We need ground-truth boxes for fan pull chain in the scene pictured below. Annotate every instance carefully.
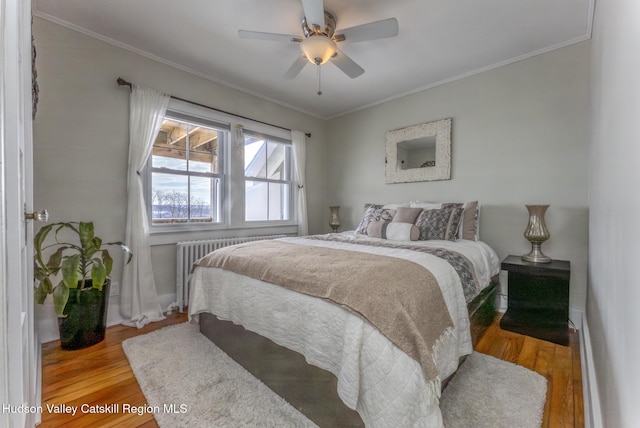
[317,65,322,96]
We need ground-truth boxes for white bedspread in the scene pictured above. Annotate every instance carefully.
[188,234,500,427]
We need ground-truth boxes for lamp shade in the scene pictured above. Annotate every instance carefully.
[301,35,336,65]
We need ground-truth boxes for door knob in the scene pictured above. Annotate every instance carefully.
[25,209,49,222]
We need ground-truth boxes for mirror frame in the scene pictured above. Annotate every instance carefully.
[385,118,452,184]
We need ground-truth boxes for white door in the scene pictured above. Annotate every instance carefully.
[1,0,40,426]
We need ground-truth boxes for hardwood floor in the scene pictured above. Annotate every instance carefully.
[40,312,189,428]
[40,313,583,427]
[476,316,584,428]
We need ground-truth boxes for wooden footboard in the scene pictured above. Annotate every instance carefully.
[199,279,498,427]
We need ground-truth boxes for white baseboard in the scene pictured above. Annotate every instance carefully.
[570,308,583,330]
[158,292,179,313]
[580,317,603,428]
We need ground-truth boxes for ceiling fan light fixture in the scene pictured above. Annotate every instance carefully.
[300,35,336,65]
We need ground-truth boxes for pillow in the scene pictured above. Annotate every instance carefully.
[414,206,464,241]
[458,201,480,241]
[409,201,443,210]
[411,200,480,241]
[391,207,423,224]
[355,205,396,235]
[381,202,411,209]
[367,221,419,241]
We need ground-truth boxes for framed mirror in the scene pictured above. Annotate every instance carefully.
[385,118,452,184]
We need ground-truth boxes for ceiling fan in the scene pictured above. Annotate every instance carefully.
[238,0,398,93]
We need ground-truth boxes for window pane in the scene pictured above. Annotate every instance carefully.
[244,137,266,179]
[189,176,213,222]
[245,181,290,221]
[153,119,221,174]
[151,173,189,223]
[266,142,288,180]
[245,180,268,221]
[153,119,188,171]
[269,182,290,220]
[189,127,218,174]
[151,174,220,224]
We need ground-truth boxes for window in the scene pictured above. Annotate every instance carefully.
[244,132,292,222]
[145,102,298,238]
[149,114,227,225]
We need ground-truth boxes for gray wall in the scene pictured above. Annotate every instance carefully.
[588,0,640,426]
[326,41,591,318]
[32,18,326,338]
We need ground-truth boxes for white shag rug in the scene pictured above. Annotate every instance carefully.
[440,351,547,428]
[123,323,546,428]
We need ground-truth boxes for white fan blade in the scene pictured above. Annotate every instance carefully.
[331,48,364,78]
[301,0,325,29]
[239,30,302,43]
[335,18,398,44]
[284,55,308,79]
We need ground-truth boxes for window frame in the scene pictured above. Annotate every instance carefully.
[144,99,300,244]
[242,130,294,224]
[145,109,229,231]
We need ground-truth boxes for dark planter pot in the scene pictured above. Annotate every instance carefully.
[57,279,110,350]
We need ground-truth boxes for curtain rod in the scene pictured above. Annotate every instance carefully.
[116,77,311,138]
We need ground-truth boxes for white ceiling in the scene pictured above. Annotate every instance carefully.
[33,0,593,119]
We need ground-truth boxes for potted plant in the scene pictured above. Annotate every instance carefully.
[34,221,132,350]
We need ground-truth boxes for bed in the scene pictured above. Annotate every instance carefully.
[188,202,501,427]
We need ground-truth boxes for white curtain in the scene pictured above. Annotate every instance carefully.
[121,85,170,328]
[291,130,308,236]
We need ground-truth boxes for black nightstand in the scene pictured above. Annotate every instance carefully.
[499,255,570,346]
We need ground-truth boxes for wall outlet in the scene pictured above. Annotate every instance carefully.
[110,281,120,297]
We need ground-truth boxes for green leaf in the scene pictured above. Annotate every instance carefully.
[91,260,107,291]
[79,222,95,251]
[34,282,48,304]
[105,241,133,266]
[84,236,102,260]
[34,224,54,269]
[101,250,113,277]
[61,255,80,289]
[34,265,46,281]
[42,277,53,294]
[53,222,79,242]
[46,247,65,269]
[53,282,70,318]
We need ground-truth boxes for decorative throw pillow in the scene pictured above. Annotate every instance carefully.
[415,206,464,241]
[440,203,465,240]
[391,207,423,224]
[355,205,396,235]
[367,221,419,241]
[411,200,480,240]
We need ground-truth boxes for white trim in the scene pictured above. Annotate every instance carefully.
[0,0,9,410]
[570,308,583,330]
[580,317,603,428]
